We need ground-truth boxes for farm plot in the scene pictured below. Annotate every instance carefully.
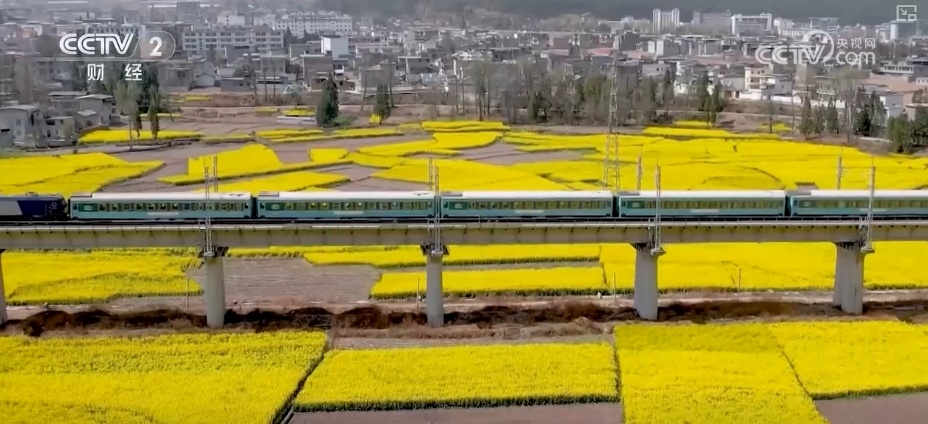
[158,144,346,185]
[615,323,827,424]
[0,332,327,424]
[2,249,198,304]
[0,153,162,196]
[770,321,928,398]
[295,343,617,411]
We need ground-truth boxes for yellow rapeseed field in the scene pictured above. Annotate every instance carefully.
[373,158,568,190]
[642,126,780,139]
[264,128,401,143]
[158,144,345,185]
[601,242,928,292]
[0,153,162,196]
[503,132,928,190]
[770,321,928,398]
[3,249,198,304]
[188,171,344,193]
[295,343,617,411]
[359,131,499,156]
[305,244,601,268]
[0,332,327,424]
[371,266,605,298]
[615,323,827,424]
[78,129,202,144]
[420,120,510,132]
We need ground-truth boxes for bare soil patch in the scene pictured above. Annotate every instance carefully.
[816,392,928,424]
[187,258,378,304]
[7,298,928,338]
[291,403,623,424]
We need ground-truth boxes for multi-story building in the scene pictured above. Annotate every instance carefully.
[731,13,773,36]
[274,12,352,37]
[181,26,284,54]
[692,10,732,33]
[652,8,680,34]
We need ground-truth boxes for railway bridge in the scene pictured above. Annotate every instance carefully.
[1,219,928,327]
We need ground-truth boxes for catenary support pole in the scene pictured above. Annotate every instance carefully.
[833,242,868,315]
[203,253,227,328]
[632,243,661,321]
[425,249,445,327]
[0,249,6,326]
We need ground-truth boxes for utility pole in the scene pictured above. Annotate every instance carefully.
[862,158,876,253]
[603,57,620,192]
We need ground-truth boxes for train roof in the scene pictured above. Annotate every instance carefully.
[797,190,928,198]
[70,192,252,200]
[257,191,435,200]
[444,191,614,199]
[620,190,787,198]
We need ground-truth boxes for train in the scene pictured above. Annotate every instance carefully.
[2,189,928,222]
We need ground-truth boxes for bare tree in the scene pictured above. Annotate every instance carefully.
[114,81,140,145]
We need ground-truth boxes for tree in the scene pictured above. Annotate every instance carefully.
[114,81,140,143]
[661,67,675,107]
[148,86,161,143]
[887,114,912,153]
[812,103,826,136]
[703,81,724,127]
[799,95,814,138]
[695,72,710,112]
[316,74,339,127]
[825,99,840,134]
[373,83,392,124]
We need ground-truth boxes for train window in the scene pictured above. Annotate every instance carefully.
[720,202,731,208]
[169,203,178,211]
[475,202,484,209]
[377,202,388,210]
[294,202,304,211]
[281,202,291,211]
[489,202,498,209]
[542,201,553,209]
[217,203,226,211]
[581,201,591,209]
[556,201,566,209]
[389,202,398,209]
[425,201,433,209]
[144,203,153,211]
[334,202,344,211]
[513,201,523,209]
[502,201,512,209]
[180,203,189,211]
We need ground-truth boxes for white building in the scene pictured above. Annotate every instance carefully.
[321,36,349,59]
[274,12,352,37]
[652,8,680,34]
[181,26,285,54]
[890,20,919,41]
[731,13,773,36]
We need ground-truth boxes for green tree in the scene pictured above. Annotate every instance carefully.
[316,75,339,127]
[661,67,675,106]
[695,72,710,112]
[703,81,724,127]
[825,99,840,134]
[373,83,392,124]
[799,95,814,138]
[812,104,825,136]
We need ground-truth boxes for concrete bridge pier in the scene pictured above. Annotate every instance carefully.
[421,243,449,327]
[833,242,871,315]
[200,247,229,328]
[0,249,6,326]
[632,243,664,321]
